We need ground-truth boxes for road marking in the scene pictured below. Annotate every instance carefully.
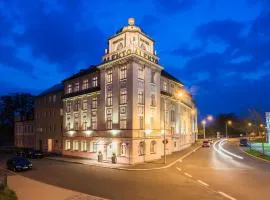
[197,180,209,187]
[213,140,233,159]
[219,139,244,160]
[218,191,237,200]
[176,167,182,172]
[184,172,192,178]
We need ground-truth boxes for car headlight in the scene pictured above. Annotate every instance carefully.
[16,166,22,168]
[29,163,32,167]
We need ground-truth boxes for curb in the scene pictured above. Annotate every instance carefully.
[46,145,201,171]
[238,147,270,164]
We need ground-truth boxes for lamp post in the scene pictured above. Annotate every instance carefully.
[225,120,232,138]
[202,120,206,139]
[163,100,166,164]
[248,122,252,150]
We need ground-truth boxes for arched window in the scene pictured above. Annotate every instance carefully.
[138,141,145,156]
[116,43,123,51]
[150,140,156,154]
[121,143,127,156]
[140,43,146,50]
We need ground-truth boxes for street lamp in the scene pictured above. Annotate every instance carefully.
[207,115,213,122]
[201,120,206,139]
[225,120,232,138]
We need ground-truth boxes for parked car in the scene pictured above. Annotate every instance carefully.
[208,139,214,144]
[239,138,248,147]
[25,149,44,159]
[202,140,211,147]
[6,157,32,172]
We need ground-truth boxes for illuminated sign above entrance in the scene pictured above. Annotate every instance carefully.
[103,48,159,64]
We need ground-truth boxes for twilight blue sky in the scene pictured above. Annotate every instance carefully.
[0,0,270,116]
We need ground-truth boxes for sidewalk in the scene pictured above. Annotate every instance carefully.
[8,175,109,200]
[46,142,201,170]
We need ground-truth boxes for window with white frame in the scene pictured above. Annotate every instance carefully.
[74,82,80,92]
[65,140,71,150]
[81,140,87,151]
[107,116,112,129]
[67,84,72,94]
[82,99,87,110]
[74,100,80,111]
[92,76,98,87]
[91,142,97,152]
[83,114,87,130]
[138,91,144,104]
[120,65,127,80]
[138,65,144,79]
[163,81,167,91]
[120,89,127,104]
[92,97,97,109]
[138,141,145,155]
[120,118,127,129]
[91,110,97,130]
[107,92,112,106]
[121,143,127,156]
[66,116,71,130]
[82,79,89,90]
[73,140,79,151]
[150,140,156,154]
[74,121,79,130]
[106,68,113,83]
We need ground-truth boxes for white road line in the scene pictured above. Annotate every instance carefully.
[219,139,244,160]
[176,167,182,172]
[197,180,209,187]
[218,191,237,200]
[213,140,233,159]
[184,172,192,178]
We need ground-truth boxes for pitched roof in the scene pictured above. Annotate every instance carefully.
[38,83,64,96]
[62,65,99,82]
[161,70,184,85]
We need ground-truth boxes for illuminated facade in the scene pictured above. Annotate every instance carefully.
[62,18,198,164]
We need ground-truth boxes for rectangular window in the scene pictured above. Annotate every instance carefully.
[65,140,71,150]
[107,116,112,129]
[74,82,80,92]
[53,95,56,102]
[120,119,127,129]
[139,116,144,129]
[120,89,127,104]
[92,142,97,152]
[151,71,155,83]
[106,68,113,83]
[171,110,175,122]
[138,66,144,79]
[66,102,71,112]
[138,91,144,104]
[151,94,156,107]
[171,127,175,135]
[81,140,87,151]
[82,79,89,90]
[83,120,88,130]
[107,92,112,106]
[92,76,98,87]
[91,111,97,130]
[120,65,127,80]
[74,121,79,130]
[92,97,97,109]
[163,81,167,91]
[82,99,87,110]
[73,140,79,151]
[67,84,72,94]
[74,100,80,111]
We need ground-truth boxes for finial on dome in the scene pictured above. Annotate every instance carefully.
[128,18,135,26]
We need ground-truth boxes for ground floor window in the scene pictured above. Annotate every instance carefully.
[65,140,71,150]
[81,140,87,151]
[150,140,157,154]
[138,141,145,156]
[73,140,79,151]
[121,143,127,156]
[90,142,97,152]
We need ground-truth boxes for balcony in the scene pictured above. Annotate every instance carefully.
[63,86,100,99]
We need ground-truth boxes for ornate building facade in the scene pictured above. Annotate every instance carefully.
[62,18,198,164]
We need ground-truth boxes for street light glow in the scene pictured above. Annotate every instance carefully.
[227,120,232,125]
[207,115,213,121]
[201,120,206,125]
[248,122,252,127]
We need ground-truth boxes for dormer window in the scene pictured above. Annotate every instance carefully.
[116,43,123,51]
[67,84,72,94]
[82,79,88,90]
[141,43,146,50]
[74,82,79,92]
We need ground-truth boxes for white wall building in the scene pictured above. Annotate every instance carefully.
[62,18,198,164]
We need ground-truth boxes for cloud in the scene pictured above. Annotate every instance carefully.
[171,45,202,57]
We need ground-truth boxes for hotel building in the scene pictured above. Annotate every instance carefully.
[61,18,198,164]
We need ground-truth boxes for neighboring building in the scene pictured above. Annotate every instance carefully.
[62,18,198,164]
[35,84,64,153]
[14,115,35,148]
[266,112,270,143]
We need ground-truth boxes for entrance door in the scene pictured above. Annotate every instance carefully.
[106,143,113,159]
[48,139,53,152]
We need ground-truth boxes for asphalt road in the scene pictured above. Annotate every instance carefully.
[1,140,269,200]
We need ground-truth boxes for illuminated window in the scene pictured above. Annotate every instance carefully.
[91,110,97,130]
[82,99,87,110]
[74,82,80,92]
[138,66,144,79]
[151,71,155,83]
[163,81,167,91]
[151,94,156,106]
[66,102,71,112]
[81,140,87,151]
[91,142,97,152]
[138,91,144,104]
[120,65,127,80]
[171,127,175,135]
[120,119,127,129]
[150,140,156,154]
[73,140,79,151]
[171,110,175,122]
[107,116,112,129]
[107,92,112,106]
[65,140,71,150]
[138,141,145,156]
[92,97,97,109]
[74,121,79,130]
[120,89,127,104]
[92,76,98,87]
[139,116,144,129]
[106,68,113,83]
[74,100,79,111]
[83,120,87,130]
[67,84,72,94]
[82,79,89,90]
[116,43,123,51]
[121,143,127,155]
